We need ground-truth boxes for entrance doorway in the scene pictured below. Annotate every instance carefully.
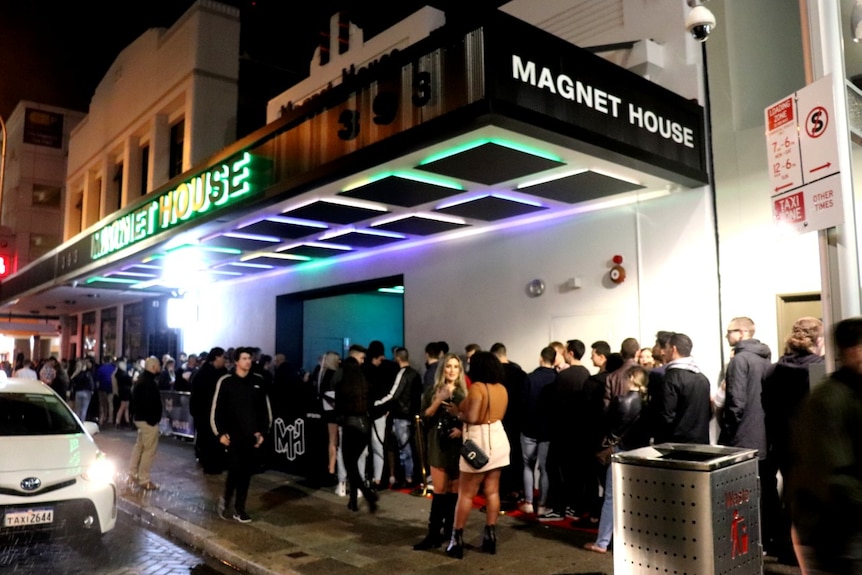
[275,275,405,374]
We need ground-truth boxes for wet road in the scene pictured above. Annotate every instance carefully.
[0,512,244,575]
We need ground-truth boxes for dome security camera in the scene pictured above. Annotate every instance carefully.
[685,4,716,42]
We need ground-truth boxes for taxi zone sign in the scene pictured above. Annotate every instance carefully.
[765,75,843,234]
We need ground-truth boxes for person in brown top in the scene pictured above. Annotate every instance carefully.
[444,351,510,559]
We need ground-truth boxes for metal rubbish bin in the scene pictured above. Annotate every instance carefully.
[611,443,761,575]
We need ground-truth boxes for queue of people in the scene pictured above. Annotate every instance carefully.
[37,315,855,572]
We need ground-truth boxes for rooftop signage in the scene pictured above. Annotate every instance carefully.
[90,152,263,260]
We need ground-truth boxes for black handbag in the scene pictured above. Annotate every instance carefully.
[461,438,489,469]
[436,414,460,442]
[460,383,492,470]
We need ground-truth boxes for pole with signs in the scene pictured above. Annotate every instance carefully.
[771,0,862,369]
[765,75,843,233]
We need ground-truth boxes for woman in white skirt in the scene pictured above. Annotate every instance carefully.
[445,351,510,559]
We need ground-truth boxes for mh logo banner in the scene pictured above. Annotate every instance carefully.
[274,417,305,461]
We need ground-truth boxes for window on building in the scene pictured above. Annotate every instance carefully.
[141,144,150,195]
[169,120,185,179]
[88,177,102,227]
[82,311,96,355]
[123,302,145,361]
[29,234,58,260]
[113,162,123,210]
[101,307,117,360]
[72,189,84,236]
[32,184,61,208]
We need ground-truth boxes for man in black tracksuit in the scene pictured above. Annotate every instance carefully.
[210,347,272,523]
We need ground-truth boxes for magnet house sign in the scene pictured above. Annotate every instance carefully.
[510,55,697,150]
[91,152,262,260]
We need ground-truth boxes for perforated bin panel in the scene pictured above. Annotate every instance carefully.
[612,457,761,575]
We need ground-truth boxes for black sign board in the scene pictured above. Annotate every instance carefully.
[23,108,64,148]
[485,13,706,184]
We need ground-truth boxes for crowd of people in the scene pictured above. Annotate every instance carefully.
[15,315,861,572]
[290,317,840,566]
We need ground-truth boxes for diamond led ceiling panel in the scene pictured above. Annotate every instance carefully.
[213,262,276,275]
[372,216,470,236]
[339,175,461,207]
[278,244,351,259]
[323,231,406,248]
[435,195,548,221]
[416,142,565,185]
[118,264,162,276]
[239,218,328,240]
[240,255,309,267]
[284,201,386,225]
[521,170,646,203]
[199,234,279,252]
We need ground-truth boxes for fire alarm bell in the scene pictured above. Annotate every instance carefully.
[609,255,626,284]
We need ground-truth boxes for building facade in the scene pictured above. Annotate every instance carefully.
[0,102,84,361]
[53,0,240,360]
[0,0,857,402]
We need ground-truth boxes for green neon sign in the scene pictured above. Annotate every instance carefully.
[90,152,266,260]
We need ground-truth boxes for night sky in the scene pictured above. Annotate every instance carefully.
[0,0,503,124]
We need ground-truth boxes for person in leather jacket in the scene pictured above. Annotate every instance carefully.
[584,365,650,554]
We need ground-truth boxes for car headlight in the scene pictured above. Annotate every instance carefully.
[82,452,116,484]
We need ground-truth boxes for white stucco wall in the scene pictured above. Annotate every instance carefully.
[181,187,723,381]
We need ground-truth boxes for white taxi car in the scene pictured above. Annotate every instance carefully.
[0,375,117,540]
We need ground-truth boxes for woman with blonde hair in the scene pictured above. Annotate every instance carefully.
[317,352,344,490]
[413,353,468,550]
[762,316,824,565]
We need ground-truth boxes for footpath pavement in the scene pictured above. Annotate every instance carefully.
[95,428,802,575]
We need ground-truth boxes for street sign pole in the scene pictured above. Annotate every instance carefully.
[807,0,861,369]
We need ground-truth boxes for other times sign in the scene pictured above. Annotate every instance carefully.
[764,75,843,234]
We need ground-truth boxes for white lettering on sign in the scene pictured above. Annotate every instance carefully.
[765,76,844,234]
[774,191,806,224]
[767,98,794,131]
[91,152,260,260]
[628,104,695,148]
[512,55,622,117]
[511,55,695,149]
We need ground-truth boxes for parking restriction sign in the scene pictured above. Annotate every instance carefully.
[764,75,843,234]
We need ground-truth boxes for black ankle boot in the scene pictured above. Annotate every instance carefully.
[446,528,464,559]
[413,531,442,550]
[482,524,497,554]
[364,486,379,513]
[441,493,457,541]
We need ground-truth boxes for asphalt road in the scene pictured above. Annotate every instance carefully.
[0,497,243,575]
